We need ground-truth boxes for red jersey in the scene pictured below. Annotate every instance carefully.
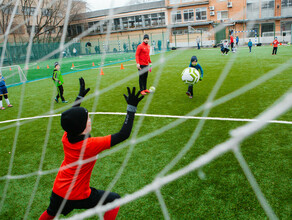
[52,132,111,200]
[273,40,279,47]
[230,36,234,43]
[135,42,152,66]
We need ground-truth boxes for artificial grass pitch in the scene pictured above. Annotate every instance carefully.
[0,46,291,219]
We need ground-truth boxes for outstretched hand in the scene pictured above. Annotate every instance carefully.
[123,87,144,107]
[78,77,90,97]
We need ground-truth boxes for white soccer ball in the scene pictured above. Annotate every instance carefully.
[149,86,155,93]
[181,67,200,84]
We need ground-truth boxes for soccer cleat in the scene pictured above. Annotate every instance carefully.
[0,107,5,110]
[7,104,13,107]
[55,98,59,103]
[62,100,68,103]
[186,91,191,96]
[144,89,150,93]
[140,90,147,96]
[189,96,193,99]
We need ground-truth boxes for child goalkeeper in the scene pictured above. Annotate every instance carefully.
[39,78,144,220]
[52,62,67,103]
[186,56,203,99]
[0,71,13,110]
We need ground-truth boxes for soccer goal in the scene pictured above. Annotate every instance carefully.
[0,65,27,86]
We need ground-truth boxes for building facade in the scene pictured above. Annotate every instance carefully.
[69,0,292,50]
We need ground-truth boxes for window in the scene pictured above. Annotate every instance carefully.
[183,9,194,22]
[2,5,19,14]
[151,13,158,26]
[195,8,207,21]
[261,0,274,18]
[128,16,135,28]
[182,0,193,2]
[22,7,36,16]
[172,11,182,23]
[281,0,292,6]
[42,8,52,17]
[113,18,121,30]
[158,12,166,26]
[169,0,180,4]
[217,11,228,20]
[246,0,260,19]
[261,23,274,36]
[281,0,292,16]
[135,16,143,28]
[144,15,151,27]
[122,17,128,29]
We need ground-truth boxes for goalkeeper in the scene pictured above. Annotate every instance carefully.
[39,78,144,220]
[52,62,68,103]
[186,56,203,99]
[0,71,13,110]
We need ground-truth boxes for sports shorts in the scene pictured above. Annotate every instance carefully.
[47,187,120,216]
[0,86,8,95]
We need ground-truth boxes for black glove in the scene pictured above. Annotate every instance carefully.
[78,77,90,97]
[123,87,144,107]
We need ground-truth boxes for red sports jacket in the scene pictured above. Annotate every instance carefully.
[135,42,152,66]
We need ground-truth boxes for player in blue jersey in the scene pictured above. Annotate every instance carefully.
[0,71,13,110]
[186,56,203,99]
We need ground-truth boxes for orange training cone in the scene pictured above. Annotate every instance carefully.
[120,63,124,69]
[72,63,75,68]
[37,65,40,69]
[9,67,12,71]
[92,62,95,66]
[47,65,49,69]
[100,68,104,75]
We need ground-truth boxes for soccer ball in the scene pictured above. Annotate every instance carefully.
[149,86,155,93]
[181,67,200,84]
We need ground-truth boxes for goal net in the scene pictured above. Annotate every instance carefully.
[0,0,291,220]
[0,65,27,87]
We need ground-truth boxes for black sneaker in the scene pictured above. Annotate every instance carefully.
[186,91,191,96]
[55,98,58,103]
[62,100,68,103]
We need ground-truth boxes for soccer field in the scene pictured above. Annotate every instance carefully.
[0,46,291,219]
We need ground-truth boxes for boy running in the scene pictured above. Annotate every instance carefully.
[0,71,13,110]
[52,62,68,103]
[39,78,144,220]
[186,56,203,99]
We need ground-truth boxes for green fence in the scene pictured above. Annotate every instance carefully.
[0,32,169,66]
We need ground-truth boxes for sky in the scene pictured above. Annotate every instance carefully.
[85,0,160,11]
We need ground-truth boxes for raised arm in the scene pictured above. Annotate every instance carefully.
[73,77,90,107]
[111,87,144,147]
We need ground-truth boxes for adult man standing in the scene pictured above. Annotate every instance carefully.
[196,36,200,50]
[135,34,152,95]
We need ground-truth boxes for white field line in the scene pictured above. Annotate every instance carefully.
[0,112,291,125]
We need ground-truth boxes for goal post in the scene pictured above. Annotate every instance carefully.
[0,65,27,86]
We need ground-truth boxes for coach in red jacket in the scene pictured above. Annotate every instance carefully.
[135,34,152,95]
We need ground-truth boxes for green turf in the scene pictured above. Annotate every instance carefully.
[0,46,291,219]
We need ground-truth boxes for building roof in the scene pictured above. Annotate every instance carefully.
[75,0,165,21]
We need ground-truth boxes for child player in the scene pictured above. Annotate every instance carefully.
[272,37,279,55]
[186,56,203,99]
[52,62,68,103]
[248,39,253,53]
[39,78,144,220]
[0,71,13,110]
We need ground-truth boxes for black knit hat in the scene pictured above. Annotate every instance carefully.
[143,34,149,40]
[61,107,88,136]
[191,56,198,62]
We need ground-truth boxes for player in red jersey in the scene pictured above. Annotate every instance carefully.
[272,37,279,55]
[39,78,144,220]
[135,34,152,96]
